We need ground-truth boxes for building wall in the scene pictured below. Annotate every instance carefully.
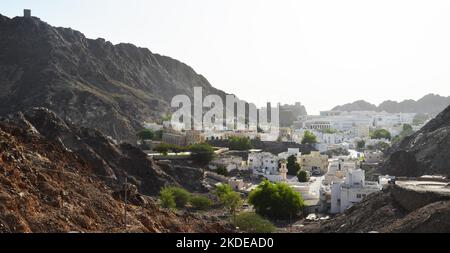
[162,132,186,146]
[299,151,329,174]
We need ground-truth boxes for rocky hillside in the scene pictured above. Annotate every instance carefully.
[0,14,228,143]
[303,185,450,233]
[3,107,183,196]
[0,110,233,232]
[382,105,450,177]
[332,94,450,114]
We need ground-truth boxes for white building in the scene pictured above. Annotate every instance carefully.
[324,159,358,185]
[248,151,281,181]
[330,169,381,214]
[278,148,302,160]
[209,156,246,172]
[364,150,383,164]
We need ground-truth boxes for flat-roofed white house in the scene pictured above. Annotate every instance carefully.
[330,169,381,214]
[248,151,281,182]
[324,159,358,185]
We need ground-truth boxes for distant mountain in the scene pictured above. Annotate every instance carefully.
[0,14,229,142]
[331,94,450,114]
[332,100,378,112]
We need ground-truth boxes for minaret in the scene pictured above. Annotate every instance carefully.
[279,159,288,181]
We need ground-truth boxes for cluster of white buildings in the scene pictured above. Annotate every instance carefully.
[319,158,382,214]
[290,110,417,152]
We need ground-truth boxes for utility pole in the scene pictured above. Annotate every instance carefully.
[124,176,128,231]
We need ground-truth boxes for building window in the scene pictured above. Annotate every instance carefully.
[356,194,362,198]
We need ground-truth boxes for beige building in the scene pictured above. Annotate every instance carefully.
[185,130,206,145]
[299,151,329,174]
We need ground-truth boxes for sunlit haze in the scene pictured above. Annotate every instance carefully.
[2,0,450,114]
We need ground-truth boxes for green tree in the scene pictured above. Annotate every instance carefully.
[222,191,243,216]
[370,129,392,140]
[356,140,366,151]
[154,143,170,155]
[215,165,229,176]
[215,184,242,216]
[214,183,233,200]
[136,129,154,140]
[287,155,301,176]
[188,143,215,165]
[229,136,252,151]
[189,195,213,210]
[297,170,309,183]
[248,180,304,220]
[233,212,276,233]
[301,130,317,145]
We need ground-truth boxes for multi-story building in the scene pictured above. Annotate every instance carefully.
[324,159,358,185]
[248,151,282,182]
[299,151,329,174]
[330,169,380,213]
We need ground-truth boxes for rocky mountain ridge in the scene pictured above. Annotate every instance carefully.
[0,108,232,232]
[0,14,229,143]
[383,105,450,177]
[332,94,450,114]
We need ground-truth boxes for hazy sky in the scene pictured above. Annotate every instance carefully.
[2,0,450,114]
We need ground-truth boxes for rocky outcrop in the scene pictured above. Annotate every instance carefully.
[383,105,450,177]
[0,14,229,143]
[0,115,233,233]
[3,107,179,196]
[303,185,450,233]
[332,94,450,114]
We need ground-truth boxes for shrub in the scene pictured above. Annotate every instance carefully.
[170,187,191,208]
[233,212,276,233]
[222,191,243,216]
[189,195,213,210]
[214,184,242,215]
[159,188,176,209]
[159,186,191,209]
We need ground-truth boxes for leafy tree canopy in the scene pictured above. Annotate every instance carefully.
[248,180,304,220]
[301,130,317,145]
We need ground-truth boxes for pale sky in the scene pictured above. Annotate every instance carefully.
[2,0,450,114]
